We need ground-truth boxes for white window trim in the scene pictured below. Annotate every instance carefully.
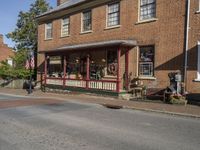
[195,41,200,81]
[81,10,92,33]
[196,0,200,13]
[138,0,157,22]
[106,2,120,28]
[199,0,200,11]
[45,22,53,40]
[61,17,70,37]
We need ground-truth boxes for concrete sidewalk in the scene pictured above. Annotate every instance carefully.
[0,88,199,118]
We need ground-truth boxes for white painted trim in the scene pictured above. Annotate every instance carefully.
[81,10,92,33]
[61,16,70,37]
[138,0,157,22]
[45,22,53,40]
[136,46,139,76]
[138,76,156,80]
[199,0,200,11]
[197,41,200,80]
[106,2,120,28]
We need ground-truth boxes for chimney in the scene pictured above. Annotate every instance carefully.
[0,34,3,44]
[57,0,69,6]
[57,0,61,6]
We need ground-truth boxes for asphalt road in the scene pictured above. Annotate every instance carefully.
[0,94,200,150]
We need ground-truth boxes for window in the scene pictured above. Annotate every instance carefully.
[82,10,92,32]
[45,22,53,39]
[197,42,200,80]
[107,3,120,27]
[106,50,117,76]
[61,17,70,37]
[199,0,200,11]
[140,0,156,21]
[7,58,13,66]
[139,46,154,77]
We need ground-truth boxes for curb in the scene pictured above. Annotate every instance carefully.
[0,92,200,119]
[123,106,200,119]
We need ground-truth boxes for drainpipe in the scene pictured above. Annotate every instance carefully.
[184,0,190,93]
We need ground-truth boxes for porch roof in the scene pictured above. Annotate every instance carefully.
[39,40,137,54]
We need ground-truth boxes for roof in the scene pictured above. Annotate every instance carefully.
[39,40,137,54]
[37,0,87,18]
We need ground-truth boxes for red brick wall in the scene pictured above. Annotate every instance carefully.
[186,0,200,93]
[38,0,191,92]
[0,35,14,63]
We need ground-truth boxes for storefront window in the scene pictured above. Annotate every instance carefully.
[139,46,154,77]
[67,53,85,79]
[106,50,118,76]
[48,56,63,77]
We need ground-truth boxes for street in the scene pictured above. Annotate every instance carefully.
[0,94,199,150]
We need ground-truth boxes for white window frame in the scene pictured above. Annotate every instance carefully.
[45,22,53,40]
[139,0,156,21]
[199,0,200,11]
[81,10,92,32]
[196,41,200,80]
[107,2,120,27]
[61,17,70,37]
[138,46,155,77]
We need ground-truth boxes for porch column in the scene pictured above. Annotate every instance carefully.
[117,48,121,93]
[86,54,90,89]
[63,55,66,87]
[44,54,47,86]
[125,49,129,91]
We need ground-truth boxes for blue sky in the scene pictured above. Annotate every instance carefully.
[0,0,56,47]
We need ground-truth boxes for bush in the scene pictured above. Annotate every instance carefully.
[0,61,31,79]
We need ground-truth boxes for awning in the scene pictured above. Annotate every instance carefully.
[39,40,137,54]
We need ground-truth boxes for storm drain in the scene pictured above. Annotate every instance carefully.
[102,104,123,109]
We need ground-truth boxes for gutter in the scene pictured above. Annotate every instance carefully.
[184,0,190,93]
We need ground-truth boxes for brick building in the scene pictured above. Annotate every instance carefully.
[36,0,200,97]
[0,34,14,66]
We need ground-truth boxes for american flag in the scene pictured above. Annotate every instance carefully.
[25,51,35,70]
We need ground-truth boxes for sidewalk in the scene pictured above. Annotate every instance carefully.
[0,88,200,118]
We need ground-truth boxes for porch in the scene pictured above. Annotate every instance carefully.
[40,40,137,95]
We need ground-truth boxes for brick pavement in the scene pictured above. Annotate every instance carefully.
[0,88,199,118]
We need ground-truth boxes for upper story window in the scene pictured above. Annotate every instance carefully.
[45,22,53,39]
[139,46,154,77]
[61,17,70,37]
[140,0,156,21]
[82,10,92,32]
[107,3,120,27]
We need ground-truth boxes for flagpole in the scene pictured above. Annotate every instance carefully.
[28,50,33,94]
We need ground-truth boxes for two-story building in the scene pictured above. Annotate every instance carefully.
[36,0,200,97]
[0,34,14,66]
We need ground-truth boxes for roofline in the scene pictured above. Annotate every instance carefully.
[36,0,119,23]
[39,39,137,54]
[36,0,89,19]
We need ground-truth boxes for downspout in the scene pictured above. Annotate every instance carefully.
[184,0,190,93]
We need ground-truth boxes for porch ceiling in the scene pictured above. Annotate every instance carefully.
[39,40,137,54]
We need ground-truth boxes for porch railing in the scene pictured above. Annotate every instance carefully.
[88,80,117,91]
[45,77,117,92]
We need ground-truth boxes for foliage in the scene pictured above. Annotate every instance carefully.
[7,0,51,52]
[0,61,30,79]
[168,94,187,105]
[5,0,51,79]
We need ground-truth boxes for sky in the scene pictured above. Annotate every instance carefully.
[0,0,56,48]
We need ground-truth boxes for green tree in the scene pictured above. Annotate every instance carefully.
[6,0,51,79]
